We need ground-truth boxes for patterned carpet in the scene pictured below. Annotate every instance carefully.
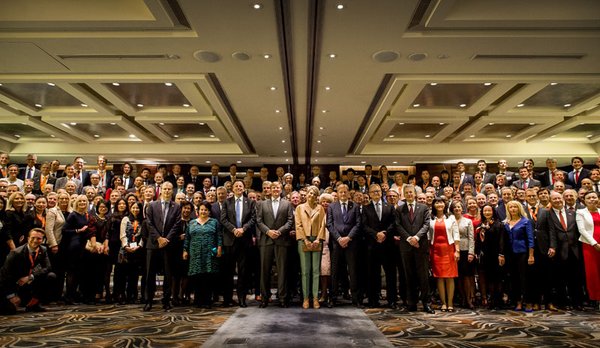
[1,303,599,347]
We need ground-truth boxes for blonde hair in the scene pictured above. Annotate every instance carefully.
[6,192,25,212]
[73,194,89,214]
[306,185,320,197]
[504,200,527,222]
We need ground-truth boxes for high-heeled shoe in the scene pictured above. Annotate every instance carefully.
[313,299,320,309]
[302,299,310,309]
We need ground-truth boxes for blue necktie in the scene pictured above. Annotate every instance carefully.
[236,198,242,228]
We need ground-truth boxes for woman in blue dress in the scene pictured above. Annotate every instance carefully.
[183,201,222,308]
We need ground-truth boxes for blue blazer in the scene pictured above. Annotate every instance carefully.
[504,217,534,254]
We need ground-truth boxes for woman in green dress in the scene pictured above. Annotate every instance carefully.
[183,201,222,308]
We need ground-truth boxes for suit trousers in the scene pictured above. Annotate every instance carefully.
[367,242,397,305]
[401,244,431,306]
[509,252,532,304]
[531,249,556,305]
[145,247,172,303]
[557,251,583,307]
[259,243,288,302]
[222,242,249,303]
[297,238,322,299]
[331,240,360,302]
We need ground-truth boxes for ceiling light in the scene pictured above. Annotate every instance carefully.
[263,54,271,59]
[398,122,405,125]
[488,122,495,126]
[317,140,321,143]
[439,122,445,125]
[81,103,88,107]
[112,82,120,86]
[164,82,173,87]
[328,53,337,58]
[47,82,55,86]
[392,161,398,164]
[470,135,476,138]
[360,161,366,164]
[173,135,179,138]
[0,83,2,86]
[564,103,571,107]
[529,122,536,126]
[70,122,77,126]
[279,126,283,130]
[550,82,558,86]
[159,122,165,125]
[110,122,116,125]
[580,122,585,125]
[319,127,324,130]
[237,160,242,164]
[34,103,42,108]
[21,122,26,125]
[413,104,420,107]
[136,103,144,107]
[425,134,431,138]
[325,86,331,91]
[389,135,395,138]
[322,110,328,113]
[316,150,320,154]
[284,150,288,154]
[183,103,190,107]
[94,134,100,138]
[459,104,467,108]
[270,86,277,91]
[199,122,205,125]
[281,140,286,143]
[253,3,262,9]
[286,159,289,162]
[50,135,55,138]
[517,103,525,107]
[587,134,593,138]
[206,160,211,164]
[209,134,215,138]
[275,109,280,113]
[506,135,512,138]
[336,4,344,10]
[129,134,136,138]
[14,134,20,138]
[484,82,492,86]
[430,83,438,86]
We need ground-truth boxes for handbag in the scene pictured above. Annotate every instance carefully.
[85,240,102,253]
[302,241,322,252]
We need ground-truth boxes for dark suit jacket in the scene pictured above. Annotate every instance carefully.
[482,172,496,185]
[361,200,397,246]
[326,200,361,241]
[90,170,113,189]
[220,195,256,247]
[256,199,294,246]
[534,207,553,255]
[364,175,380,187]
[33,174,57,194]
[145,200,182,249]
[121,175,135,190]
[0,245,51,296]
[18,166,40,181]
[537,170,564,188]
[547,208,580,261]
[343,180,359,191]
[497,170,516,186]
[77,170,91,187]
[567,168,591,190]
[396,201,431,252]
[459,173,475,187]
[512,178,541,189]
[185,175,202,192]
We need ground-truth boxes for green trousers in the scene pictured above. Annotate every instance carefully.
[298,237,322,299]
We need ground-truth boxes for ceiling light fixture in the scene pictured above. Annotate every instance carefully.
[94,134,100,138]
[325,86,331,91]
[34,103,42,108]
[439,122,445,125]
[110,122,116,125]
[564,103,571,107]
[517,103,525,107]
[284,150,288,154]
[360,161,366,164]
[205,160,211,164]
[164,82,173,87]
[319,127,324,130]
[470,135,476,138]
[199,122,205,125]
[275,109,280,113]
[159,122,165,125]
[136,103,144,107]
[322,110,328,113]
[270,86,277,91]
[587,134,593,138]
[425,134,431,138]
[70,122,77,126]
[112,82,120,86]
[389,135,395,138]
[484,82,492,86]
[173,135,179,138]
[279,126,283,130]
[209,134,215,138]
[336,4,344,10]
[529,122,536,126]
[50,135,55,138]
[459,104,467,108]
[430,82,438,86]
[316,150,320,154]
[506,135,512,138]
[328,53,337,58]
[47,82,55,86]
[393,161,398,164]
[550,82,558,86]
[286,159,289,162]
[183,103,190,107]
[129,134,136,138]
[14,134,21,138]
[81,103,88,107]
[317,140,321,143]
[413,104,420,107]
[488,122,495,126]
[253,3,262,9]
[281,140,286,143]
[263,54,271,59]
[398,122,405,125]
[237,160,242,164]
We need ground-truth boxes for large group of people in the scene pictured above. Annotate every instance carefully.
[1,152,599,315]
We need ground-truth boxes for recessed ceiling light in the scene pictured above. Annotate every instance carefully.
[587,134,593,138]
[253,3,262,9]
[81,103,88,107]
[183,103,190,107]
[484,82,492,86]
[14,134,20,138]
[279,126,283,130]
[413,104,420,107]
[322,110,328,113]
[360,161,366,164]
[317,140,321,143]
[199,122,205,125]
[580,122,585,125]
[159,122,165,125]
[112,82,120,86]
[110,122,116,125]
[281,139,286,143]
[263,54,271,59]
[517,103,525,107]
[270,86,277,91]
[389,135,395,138]
[209,134,215,138]
[206,160,211,163]
[129,134,136,138]
[319,127,324,130]
[70,122,77,126]
[173,135,179,138]
[94,134,100,138]
[0,83,3,86]
[470,135,476,138]
[47,82,55,86]
[34,103,42,108]
[237,160,242,164]
[336,4,344,10]
[439,122,445,125]
[488,122,495,126]
[50,135,55,138]
[325,86,331,91]
[316,150,320,154]
[529,122,536,126]
[328,53,337,58]
[459,104,467,108]
[550,135,556,138]
[564,103,571,107]
[136,103,144,107]
[275,109,280,113]
[506,134,512,138]
[550,82,558,86]
[430,82,438,86]
[164,82,173,87]
[284,150,288,154]
[392,161,398,164]
[286,159,289,162]
[398,122,405,125]
[425,134,431,138]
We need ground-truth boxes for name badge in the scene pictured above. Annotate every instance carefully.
[129,242,138,248]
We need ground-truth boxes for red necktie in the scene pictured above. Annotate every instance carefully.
[409,204,414,222]
[575,170,580,183]
[558,210,567,230]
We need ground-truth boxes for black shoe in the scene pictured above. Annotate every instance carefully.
[143,303,152,311]
[327,300,334,308]
[279,301,289,308]
[423,305,435,314]
[259,302,268,308]
[407,305,418,312]
[25,304,46,312]
[162,302,172,311]
[388,302,398,309]
[239,299,247,308]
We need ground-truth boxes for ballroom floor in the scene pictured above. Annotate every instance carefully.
[0,302,599,347]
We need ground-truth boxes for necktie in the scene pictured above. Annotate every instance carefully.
[409,204,415,222]
[569,206,574,213]
[41,176,47,190]
[236,198,242,228]
[575,170,580,183]
[1,167,6,177]
[595,183,599,192]
[213,176,218,187]
[342,202,347,217]
[523,180,528,189]
[375,202,381,221]
[272,199,279,219]
[558,210,567,230]
[27,168,33,179]
[162,201,168,228]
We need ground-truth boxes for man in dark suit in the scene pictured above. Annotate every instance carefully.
[567,156,591,190]
[209,164,222,188]
[537,158,560,188]
[0,228,55,314]
[456,161,474,187]
[512,167,541,189]
[165,164,183,188]
[120,162,135,190]
[343,168,359,191]
[0,151,9,179]
[327,184,362,307]
[33,162,56,195]
[364,164,380,187]
[397,184,434,313]
[89,155,113,191]
[220,180,256,307]
[73,156,91,187]
[185,165,202,192]
[143,181,182,311]
[224,163,238,183]
[477,160,496,185]
[255,181,294,308]
[547,191,583,310]
[18,153,40,181]
[362,183,398,308]
[497,159,516,186]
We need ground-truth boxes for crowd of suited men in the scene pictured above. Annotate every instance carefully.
[0,151,599,314]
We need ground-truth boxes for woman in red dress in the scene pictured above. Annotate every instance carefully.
[575,191,600,306]
[428,197,460,312]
